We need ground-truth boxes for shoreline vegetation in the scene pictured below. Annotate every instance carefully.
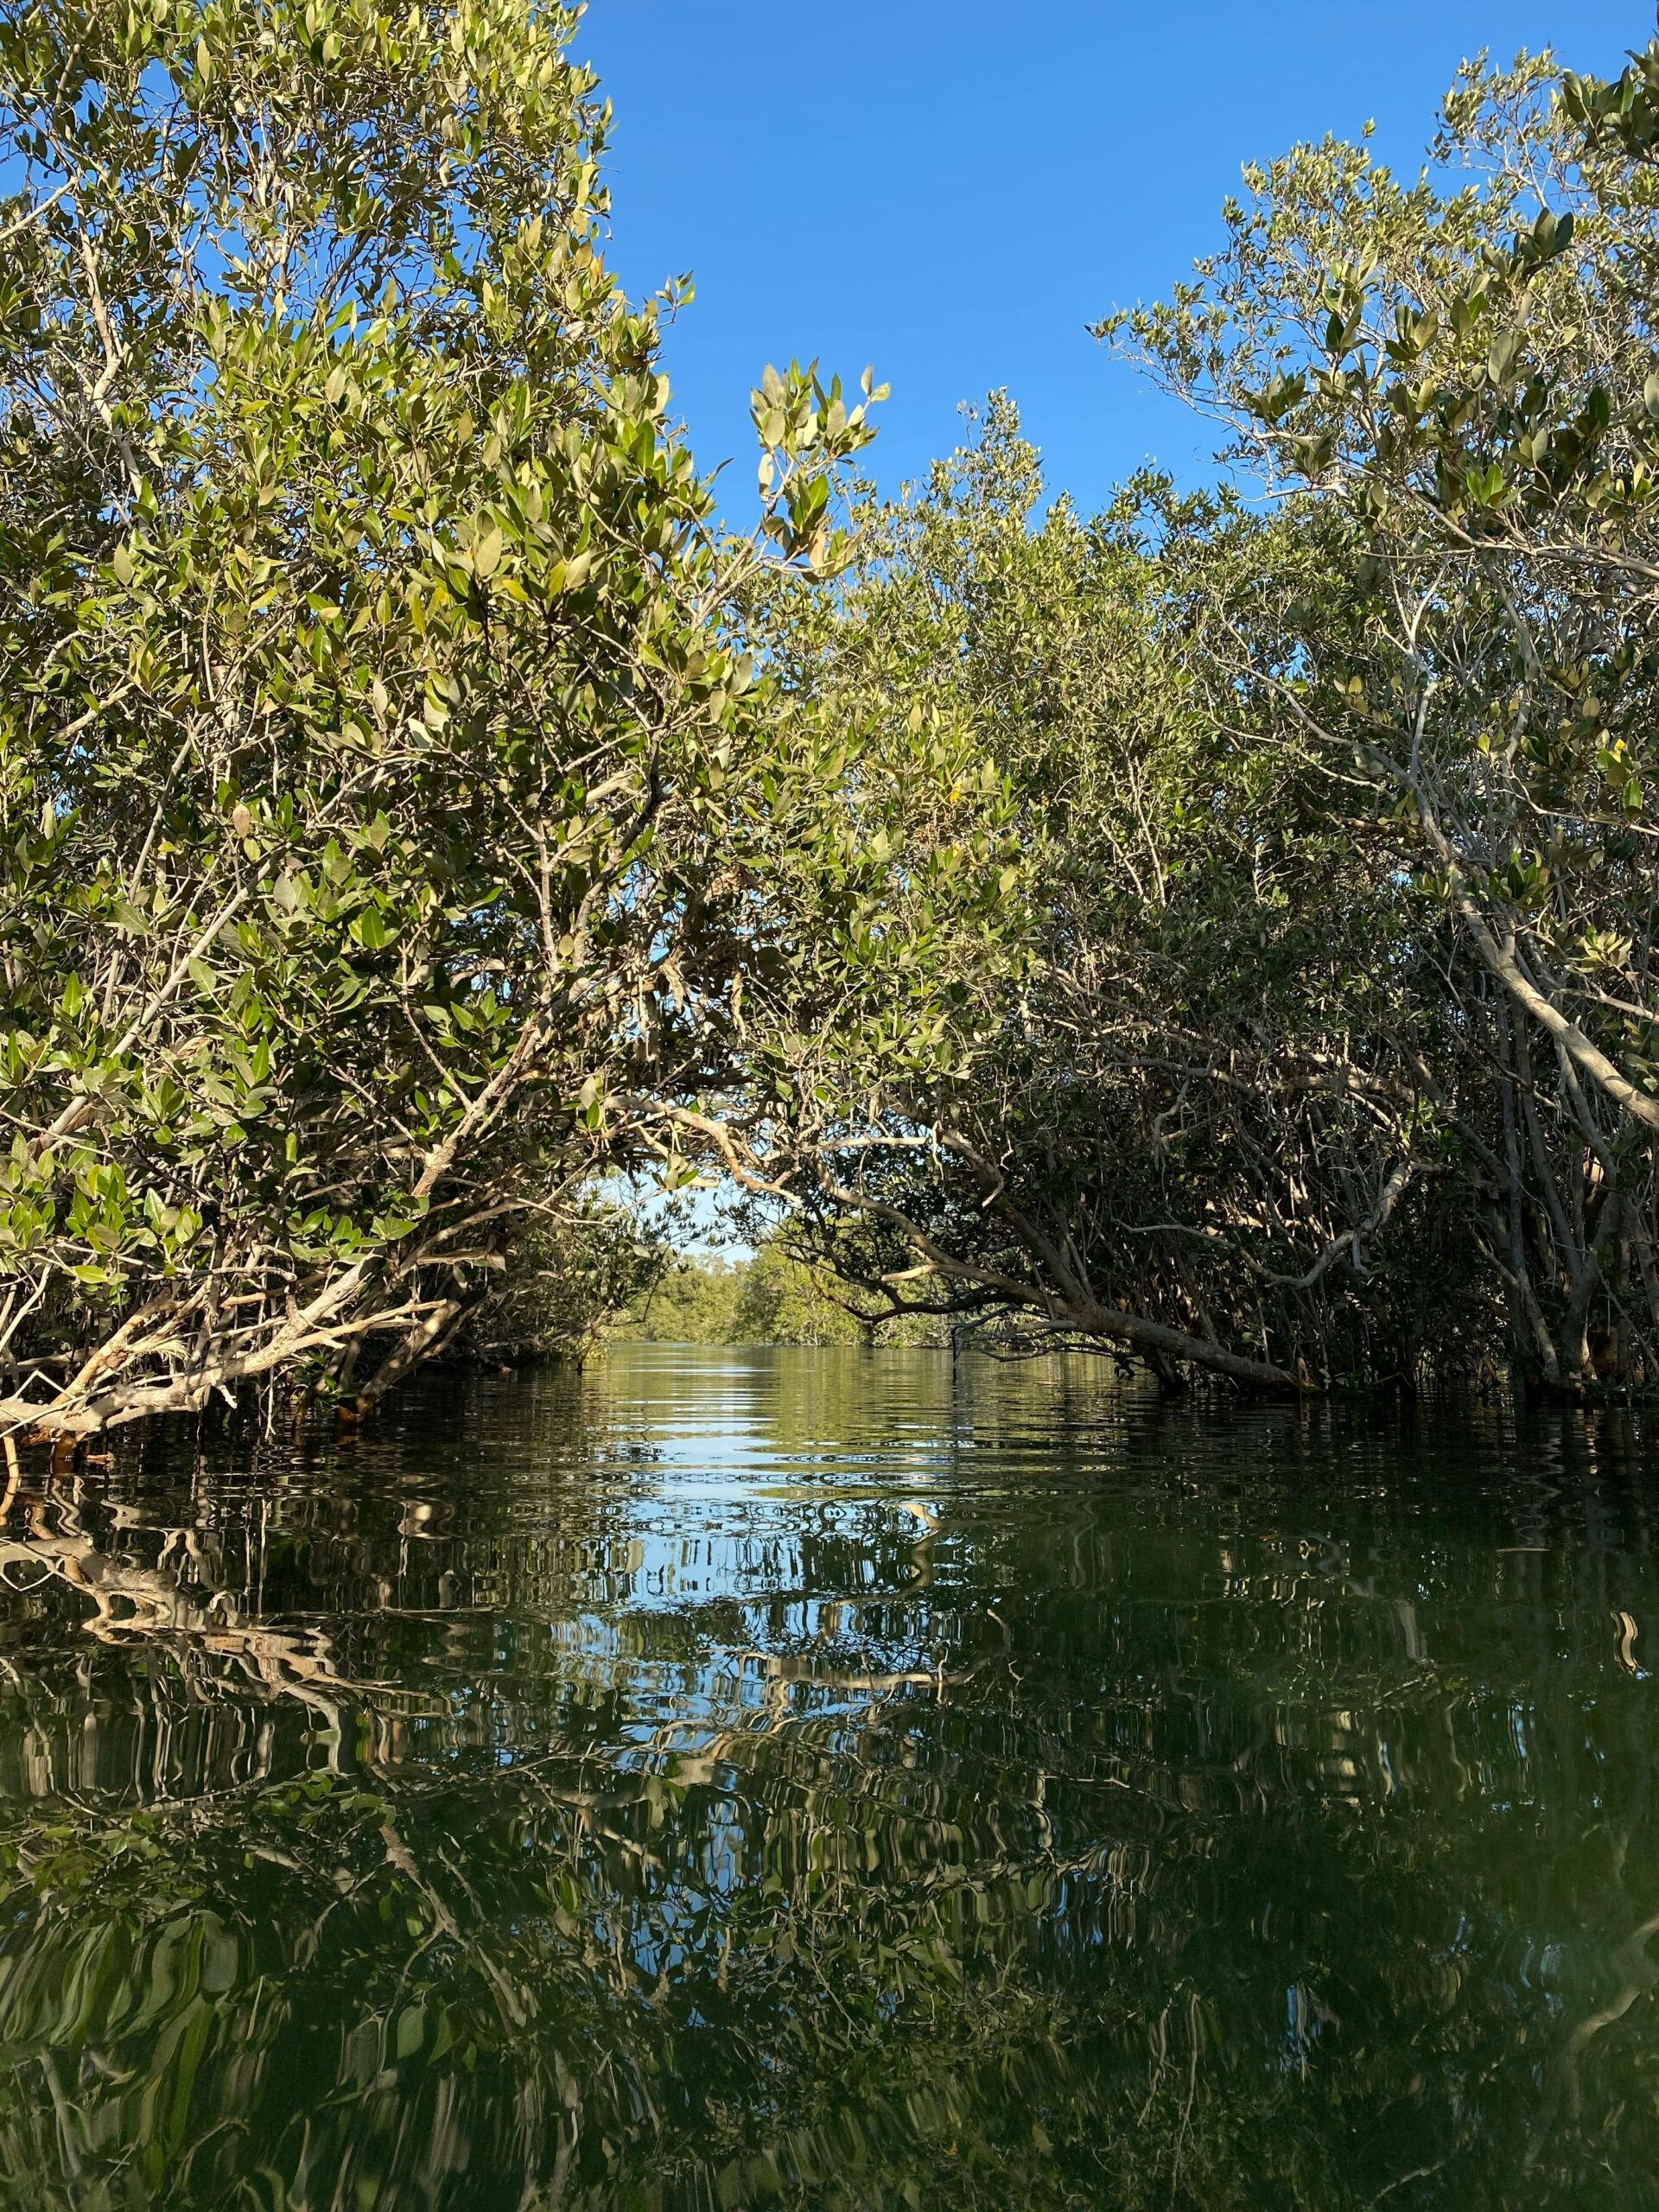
[614,1243,952,1351]
[4,2,1659,1439]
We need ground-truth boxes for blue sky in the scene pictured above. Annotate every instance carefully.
[575,1,1643,516]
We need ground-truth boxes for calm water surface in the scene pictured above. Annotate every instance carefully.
[2,1347,1658,2210]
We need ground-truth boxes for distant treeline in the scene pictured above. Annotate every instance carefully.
[615,1243,949,1349]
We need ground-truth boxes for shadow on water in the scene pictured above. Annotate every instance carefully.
[0,1347,1657,2209]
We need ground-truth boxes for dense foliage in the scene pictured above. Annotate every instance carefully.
[746,419,1471,1389]
[740,37,1659,1397]
[0,0,1010,1437]
[1098,41,1659,1389]
[5,7,1659,1423]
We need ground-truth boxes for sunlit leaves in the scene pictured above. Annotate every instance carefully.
[0,0,1013,1431]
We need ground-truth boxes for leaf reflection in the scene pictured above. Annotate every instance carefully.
[0,1351,1654,2210]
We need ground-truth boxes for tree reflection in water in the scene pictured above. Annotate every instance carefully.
[0,1349,1656,2210]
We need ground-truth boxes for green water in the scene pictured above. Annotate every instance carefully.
[1,1348,1657,2210]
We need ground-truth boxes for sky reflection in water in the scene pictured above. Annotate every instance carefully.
[0,1346,1656,2210]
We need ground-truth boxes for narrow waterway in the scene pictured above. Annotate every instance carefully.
[1,1347,1656,2209]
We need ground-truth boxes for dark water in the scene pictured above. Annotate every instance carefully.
[2,1349,1658,2211]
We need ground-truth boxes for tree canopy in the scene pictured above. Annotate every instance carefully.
[4,8,1658,1427]
[734,37,1659,1396]
[0,0,1012,1436]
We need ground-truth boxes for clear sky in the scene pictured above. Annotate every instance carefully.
[575,1,1644,515]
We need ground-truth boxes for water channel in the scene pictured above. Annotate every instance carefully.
[0,1346,1656,2209]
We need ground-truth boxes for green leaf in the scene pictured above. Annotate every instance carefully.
[1486,329,1523,385]
[471,527,503,580]
[349,908,395,950]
